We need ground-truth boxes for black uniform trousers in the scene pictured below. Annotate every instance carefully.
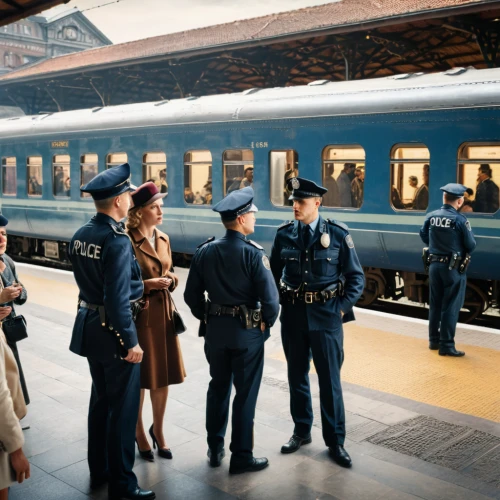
[87,356,140,494]
[428,264,467,349]
[204,317,265,466]
[281,302,346,447]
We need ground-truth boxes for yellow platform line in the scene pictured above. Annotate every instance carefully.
[270,325,500,423]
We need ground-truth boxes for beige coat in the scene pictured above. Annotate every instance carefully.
[128,228,186,389]
[0,330,26,489]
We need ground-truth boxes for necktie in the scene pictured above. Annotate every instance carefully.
[302,225,311,248]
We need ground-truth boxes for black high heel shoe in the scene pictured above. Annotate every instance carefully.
[135,438,154,462]
[149,424,173,459]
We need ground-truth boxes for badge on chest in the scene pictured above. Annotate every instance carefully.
[320,233,330,248]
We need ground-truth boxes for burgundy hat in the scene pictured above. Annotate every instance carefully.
[131,182,166,208]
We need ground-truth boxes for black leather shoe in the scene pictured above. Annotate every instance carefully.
[90,475,108,490]
[149,425,172,459]
[136,439,154,462]
[207,448,225,467]
[429,342,439,350]
[108,486,156,499]
[439,348,465,357]
[329,445,352,468]
[280,434,312,454]
[229,457,269,474]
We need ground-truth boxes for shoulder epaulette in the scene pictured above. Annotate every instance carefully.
[327,219,349,231]
[197,236,215,249]
[109,224,128,236]
[277,220,293,231]
[246,239,264,250]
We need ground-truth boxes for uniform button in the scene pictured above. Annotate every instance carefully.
[116,333,120,337]
[305,271,308,274]
[304,282,307,285]
[108,326,113,330]
[306,258,308,261]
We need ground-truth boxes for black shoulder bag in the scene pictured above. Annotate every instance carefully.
[0,275,28,343]
[167,290,186,335]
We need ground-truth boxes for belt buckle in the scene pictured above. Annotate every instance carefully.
[305,292,314,304]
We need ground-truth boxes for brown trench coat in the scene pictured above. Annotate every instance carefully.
[128,228,186,389]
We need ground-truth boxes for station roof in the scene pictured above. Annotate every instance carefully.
[0,0,497,83]
[1,0,500,114]
[0,0,69,27]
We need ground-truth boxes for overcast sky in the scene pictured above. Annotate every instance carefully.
[41,0,336,44]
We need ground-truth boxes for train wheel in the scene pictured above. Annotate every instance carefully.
[460,282,488,323]
[358,275,380,306]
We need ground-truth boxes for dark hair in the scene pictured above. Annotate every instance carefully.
[466,187,474,196]
[444,193,461,203]
[479,164,492,177]
[344,163,356,170]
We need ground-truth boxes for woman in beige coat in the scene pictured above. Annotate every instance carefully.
[127,182,186,461]
[0,327,30,498]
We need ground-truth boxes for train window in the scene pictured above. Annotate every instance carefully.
[106,152,127,169]
[81,154,98,199]
[390,145,430,211]
[2,157,16,195]
[322,146,365,208]
[27,156,43,196]
[458,144,500,214]
[184,150,212,205]
[223,149,254,194]
[53,154,71,198]
[143,152,167,194]
[270,150,299,207]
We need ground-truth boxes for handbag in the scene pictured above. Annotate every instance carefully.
[167,290,186,335]
[2,315,28,343]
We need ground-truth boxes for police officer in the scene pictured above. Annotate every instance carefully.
[184,187,279,474]
[270,177,364,468]
[68,164,155,500]
[420,183,476,357]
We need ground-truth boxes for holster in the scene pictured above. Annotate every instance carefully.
[422,247,430,273]
[238,305,262,329]
[458,254,471,274]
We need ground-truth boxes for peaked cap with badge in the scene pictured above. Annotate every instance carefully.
[80,163,137,201]
[288,177,328,200]
[212,186,258,221]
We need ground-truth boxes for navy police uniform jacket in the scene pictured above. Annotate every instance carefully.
[184,230,280,344]
[270,216,365,328]
[420,204,476,256]
[68,213,143,360]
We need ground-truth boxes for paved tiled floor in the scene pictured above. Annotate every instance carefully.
[8,265,500,499]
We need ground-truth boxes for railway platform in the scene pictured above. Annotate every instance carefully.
[8,264,500,500]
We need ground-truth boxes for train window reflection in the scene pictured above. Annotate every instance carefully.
[184,150,212,205]
[270,150,299,207]
[27,156,42,197]
[322,146,365,208]
[106,152,127,169]
[81,154,98,199]
[390,145,430,211]
[143,152,167,194]
[53,154,70,198]
[223,149,254,194]
[458,143,500,214]
[2,157,16,196]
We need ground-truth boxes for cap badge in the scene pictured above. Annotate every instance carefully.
[320,233,330,248]
[291,177,300,190]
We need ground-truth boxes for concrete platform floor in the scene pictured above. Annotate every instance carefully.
[8,263,500,500]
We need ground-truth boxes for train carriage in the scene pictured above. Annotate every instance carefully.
[0,67,499,321]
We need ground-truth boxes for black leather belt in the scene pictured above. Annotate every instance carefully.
[281,287,338,304]
[209,304,243,316]
[429,254,462,264]
[80,300,101,310]
[79,299,142,323]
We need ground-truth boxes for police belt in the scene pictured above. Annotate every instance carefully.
[429,254,462,265]
[281,284,339,304]
[80,299,142,324]
[208,304,261,329]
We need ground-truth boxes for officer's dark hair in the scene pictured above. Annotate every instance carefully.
[444,193,462,203]
[479,164,492,177]
[222,218,239,230]
[94,197,116,211]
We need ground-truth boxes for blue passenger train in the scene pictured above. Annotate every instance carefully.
[0,67,499,321]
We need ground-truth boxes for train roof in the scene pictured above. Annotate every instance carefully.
[1,66,500,139]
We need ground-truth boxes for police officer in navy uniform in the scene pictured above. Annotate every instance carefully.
[270,177,364,468]
[420,183,476,357]
[184,187,279,474]
[68,164,155,500]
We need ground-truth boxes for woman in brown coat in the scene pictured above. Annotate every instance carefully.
[126,182,186,461]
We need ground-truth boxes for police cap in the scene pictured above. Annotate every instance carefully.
[81,163,137,201]
[440,183,467,197]
[288,177,327,200]
[0,215,8,226]
[212,186,258,221]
